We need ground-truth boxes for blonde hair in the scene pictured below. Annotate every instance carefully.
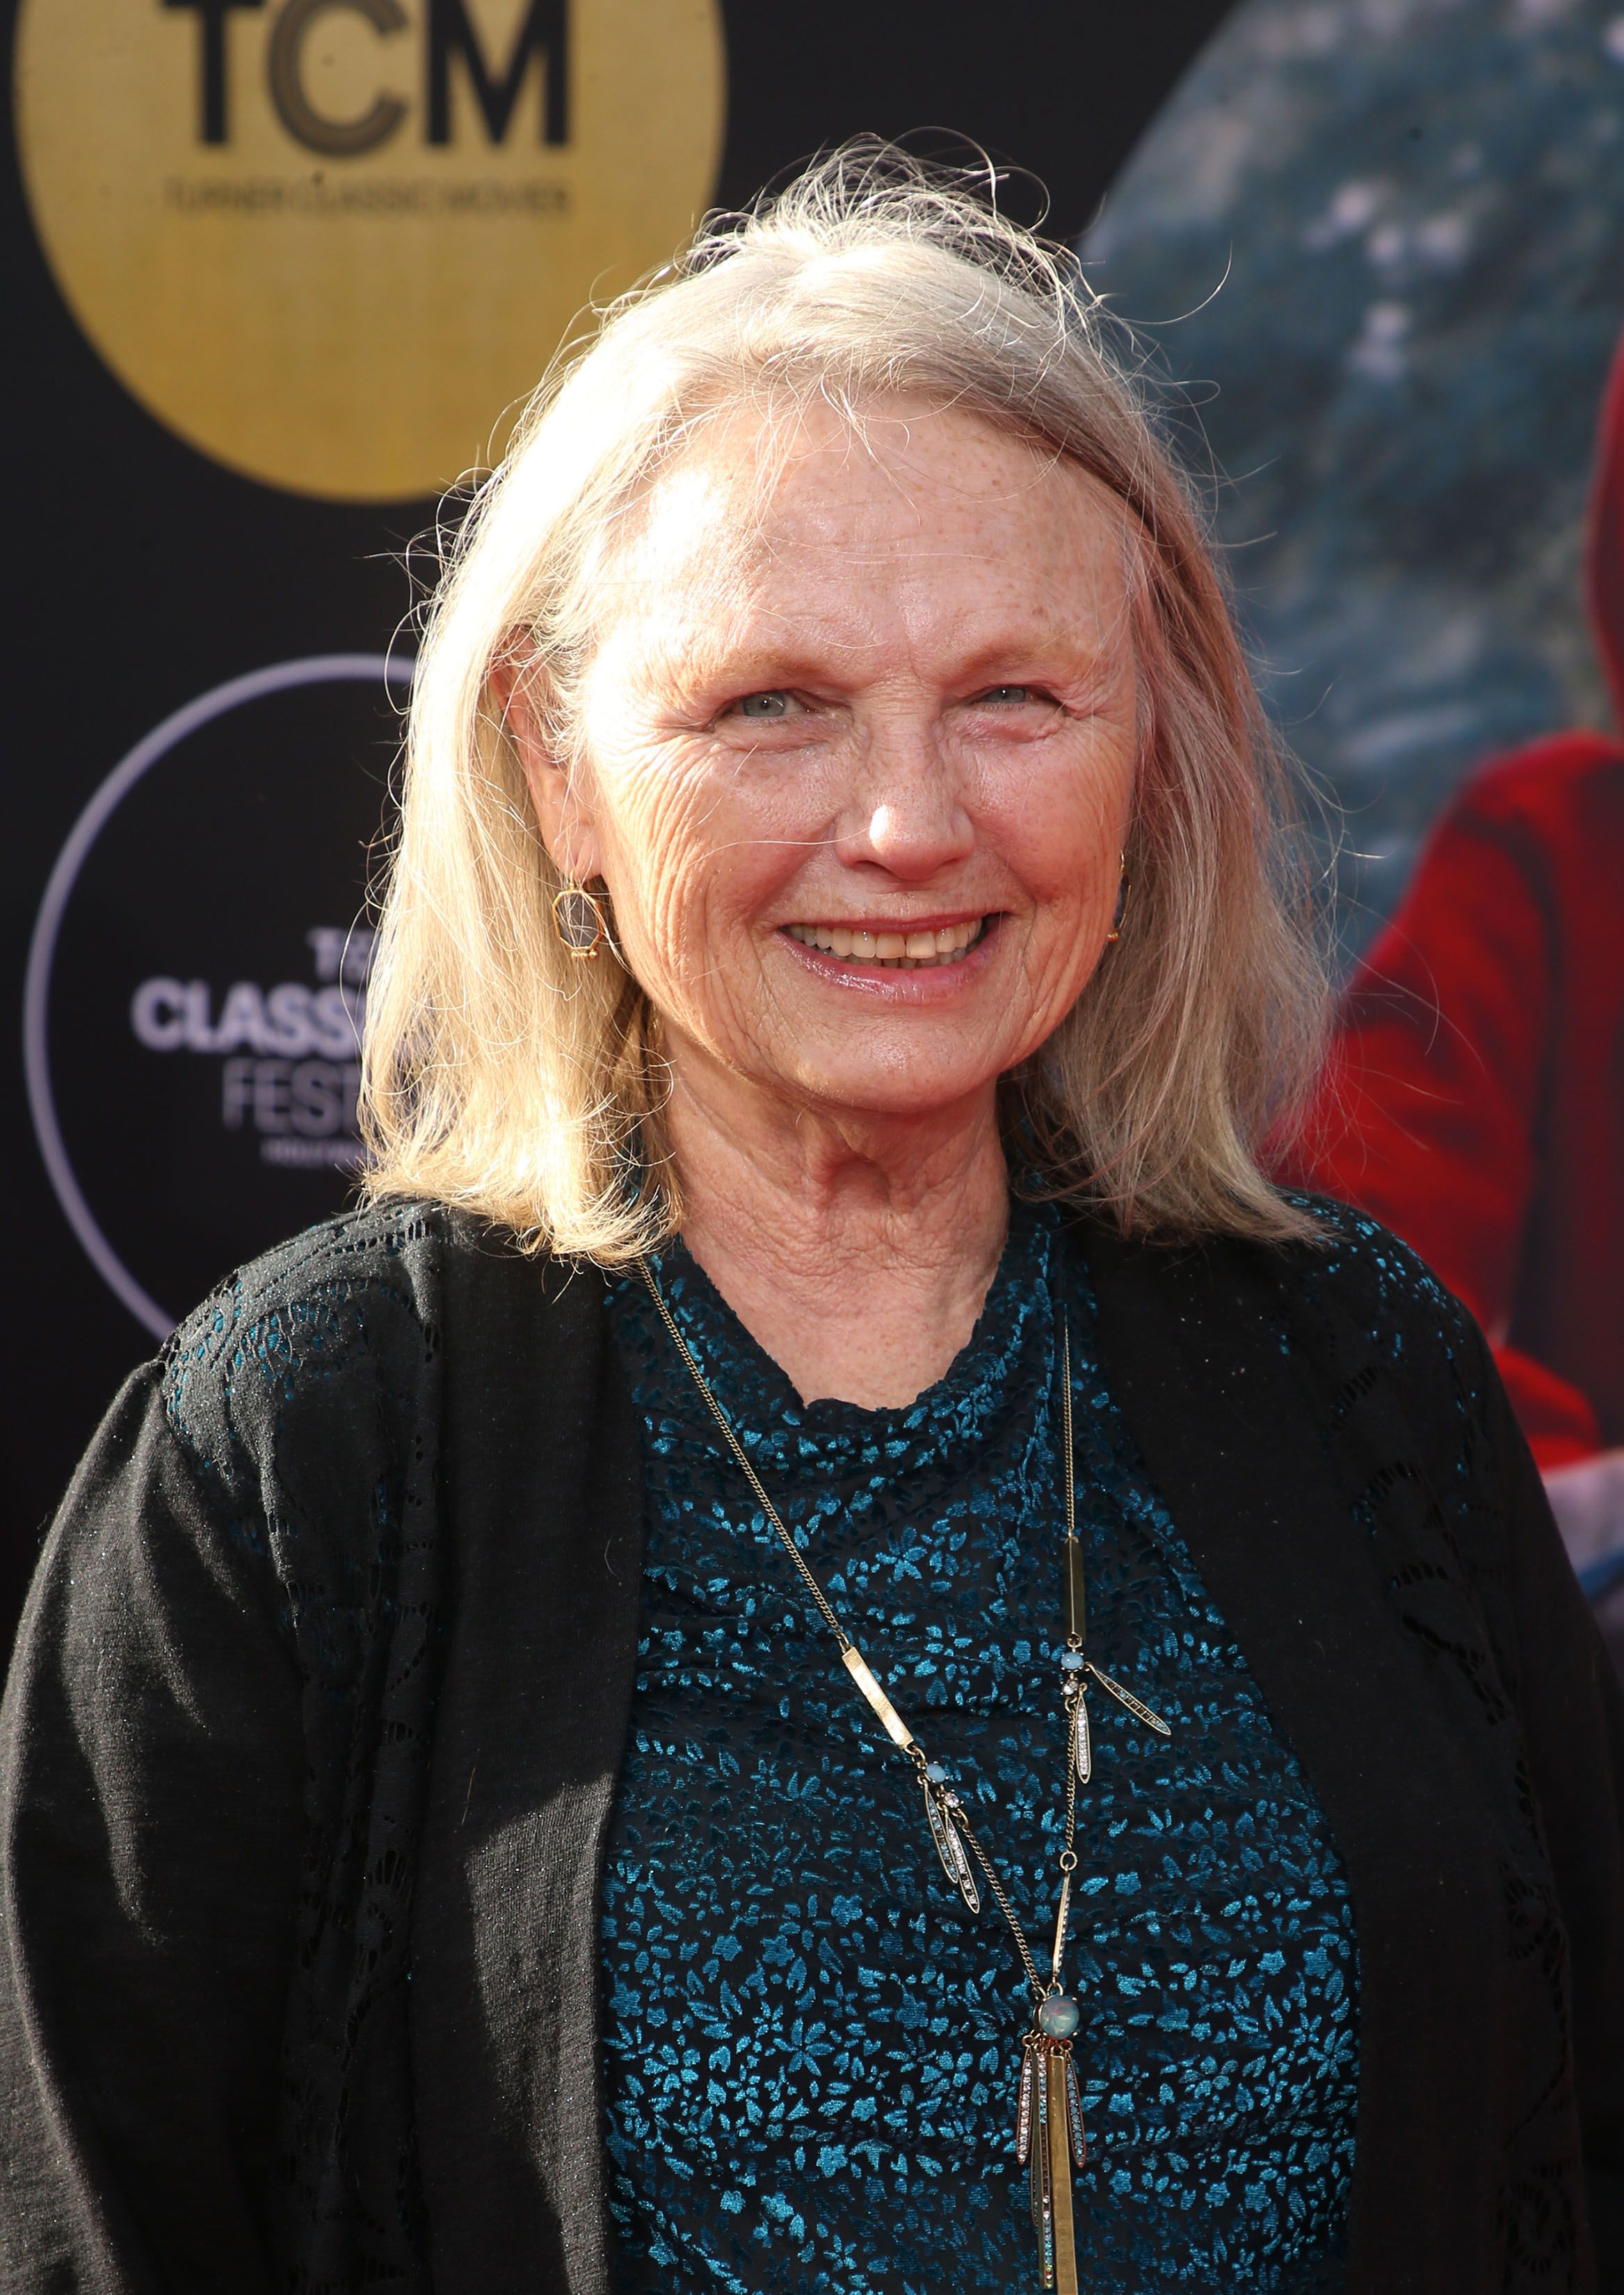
[360,143,1327,1260]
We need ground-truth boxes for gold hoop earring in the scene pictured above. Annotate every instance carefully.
[552,881,607,960]
[1104,852,1131,945]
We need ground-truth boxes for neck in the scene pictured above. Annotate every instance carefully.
[664,1055,1011,1408]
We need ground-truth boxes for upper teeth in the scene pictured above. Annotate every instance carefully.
[785,919,984,966]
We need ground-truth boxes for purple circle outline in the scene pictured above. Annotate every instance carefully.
[22,653,412,1339]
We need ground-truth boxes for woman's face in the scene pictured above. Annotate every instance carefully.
[526,400,1139,1132]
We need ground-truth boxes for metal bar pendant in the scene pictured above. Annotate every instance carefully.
[1064,2051,1087,2171]
[1031,2043,1053,2276]
[1015,2045,1037,2161]
[1071,1689,1092,1784]
[1051,1874,1072,1983]
[1085,1659,1172,1737]
[1044,2052,1080,2294]
[842,1647,917,1750]
[923,1781,981,1912]
[1019,2039,1082,2294]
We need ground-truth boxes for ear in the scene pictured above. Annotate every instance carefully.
[489,654,604,884]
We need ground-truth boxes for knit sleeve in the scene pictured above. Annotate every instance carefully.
[1470,1316,1624,2273]
[0,1359,304,2295]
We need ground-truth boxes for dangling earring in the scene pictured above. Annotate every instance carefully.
[1104,852,1131,944]
[552,880,607,960]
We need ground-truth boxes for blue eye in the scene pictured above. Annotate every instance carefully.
[738,691,791,719]
[983,685,1034,704]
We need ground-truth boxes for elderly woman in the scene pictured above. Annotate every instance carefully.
[2,152,1621,2295]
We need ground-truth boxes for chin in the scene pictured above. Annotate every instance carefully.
[782,1061,1004,1125]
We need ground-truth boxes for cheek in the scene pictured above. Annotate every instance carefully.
[591,748,780,981]
[1001,736,1135,917]
[595,759,707,958]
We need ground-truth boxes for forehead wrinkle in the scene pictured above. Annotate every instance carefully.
[590,402,1136,697]
[630,545,1130,696]
[617,397,1070,593]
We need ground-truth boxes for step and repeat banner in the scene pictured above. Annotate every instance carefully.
[15,0,724,502]
[2,1,1236,1631]
[8,0,1623,1651]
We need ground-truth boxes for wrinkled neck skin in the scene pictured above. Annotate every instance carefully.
[666,1051,1011,1412]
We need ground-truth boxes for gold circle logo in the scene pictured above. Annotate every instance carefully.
[14,0,725,499]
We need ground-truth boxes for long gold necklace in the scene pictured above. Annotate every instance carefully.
[638,1259,1172,2294]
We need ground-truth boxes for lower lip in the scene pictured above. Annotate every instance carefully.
[777,920,1000,998]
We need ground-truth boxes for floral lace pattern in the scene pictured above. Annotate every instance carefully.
[165,1207,447,2287]
[1280,1200,1587,2288]
[602,1204,1360,2293]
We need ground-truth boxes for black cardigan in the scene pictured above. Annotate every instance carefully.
[1,1198,1621,2294]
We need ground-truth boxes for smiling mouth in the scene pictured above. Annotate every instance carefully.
[782,917,990,969]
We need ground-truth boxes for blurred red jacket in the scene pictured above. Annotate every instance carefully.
[1299,344,1624,1469]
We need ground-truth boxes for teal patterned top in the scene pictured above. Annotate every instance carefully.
[600,1201,1358,2292]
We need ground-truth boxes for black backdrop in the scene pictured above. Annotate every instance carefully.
[1,0,1237,1650]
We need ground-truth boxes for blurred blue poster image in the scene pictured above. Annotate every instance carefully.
[1084,0,1624,1660]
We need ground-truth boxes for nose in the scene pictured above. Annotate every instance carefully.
[833,715,974,882]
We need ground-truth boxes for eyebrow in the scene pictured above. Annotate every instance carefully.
[654,617,1124,703]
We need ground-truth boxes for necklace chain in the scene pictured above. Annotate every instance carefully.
[637,1256,1083,2006]
[636,1254,1176,2294]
